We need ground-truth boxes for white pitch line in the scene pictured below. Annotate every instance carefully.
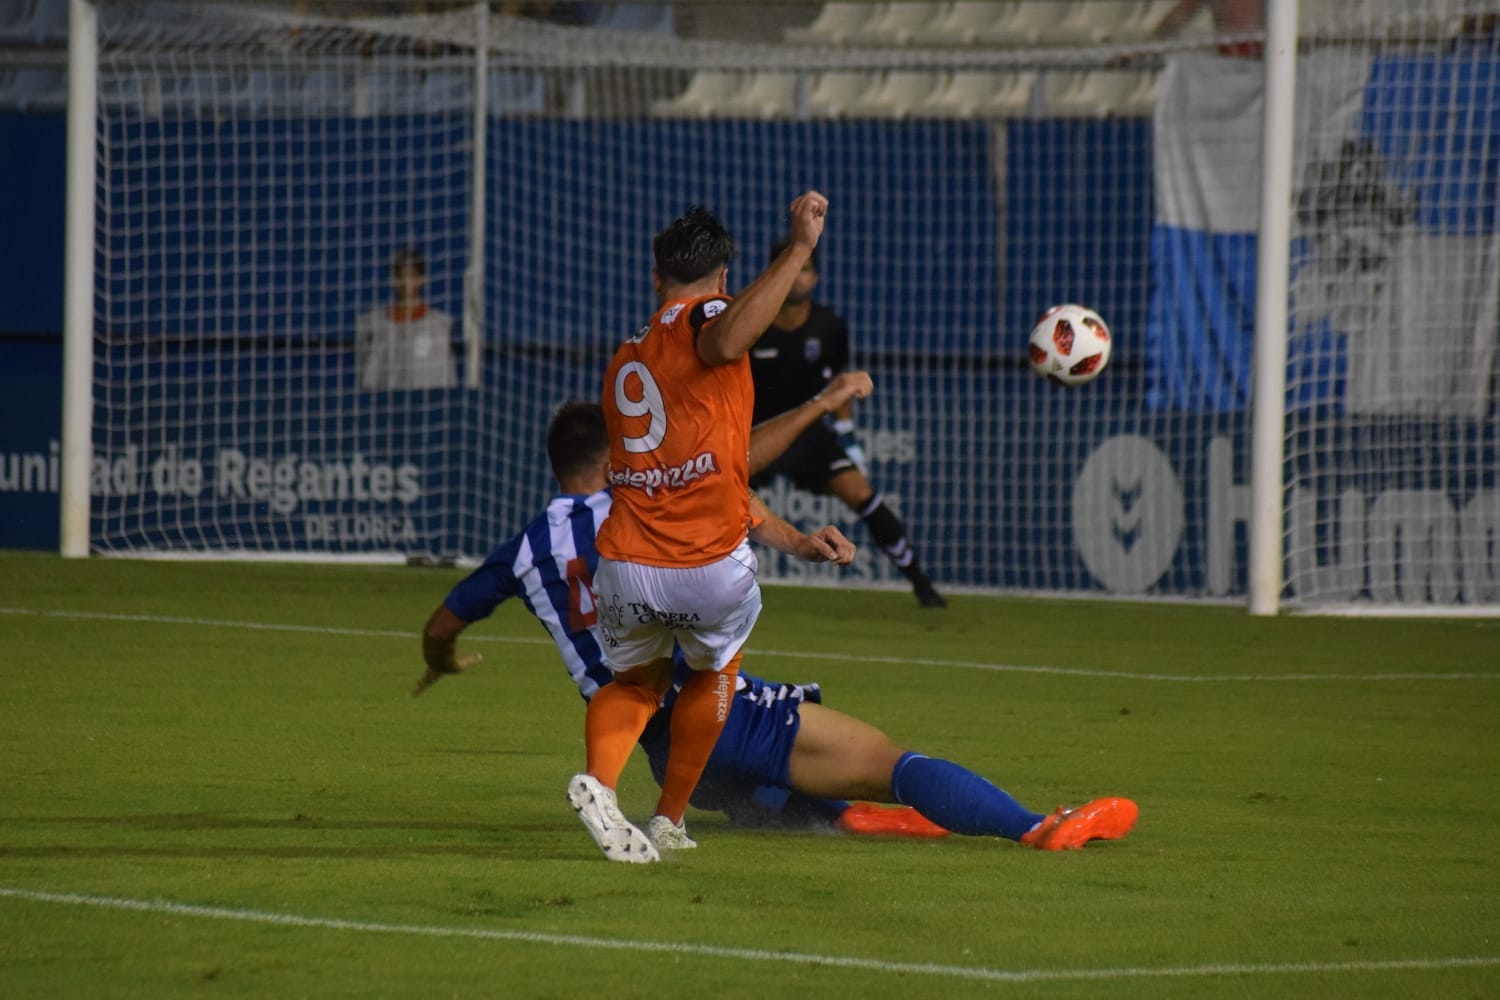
[0,606,482,643]
[1,606,1495,683]
[1,887,1496,986]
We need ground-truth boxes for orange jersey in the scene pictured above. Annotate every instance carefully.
[596,293,754,568]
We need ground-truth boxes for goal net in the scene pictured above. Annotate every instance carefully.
[1272,3,1500,610]
[76,0,1500,612]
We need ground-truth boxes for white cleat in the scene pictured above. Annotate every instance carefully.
[646,814,697,850]
[567,774,659,864]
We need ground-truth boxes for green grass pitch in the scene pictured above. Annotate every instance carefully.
[1,549,1497,998]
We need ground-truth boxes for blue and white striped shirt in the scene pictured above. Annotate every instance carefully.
[443,487,791,713]
[444,489,616,701]
[443,489,831,820]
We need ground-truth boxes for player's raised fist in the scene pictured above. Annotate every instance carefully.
[788,191,828,249]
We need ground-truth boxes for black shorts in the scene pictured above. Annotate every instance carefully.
[749,422,856,494]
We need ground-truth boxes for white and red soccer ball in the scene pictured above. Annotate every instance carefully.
[1028,304,1112,387]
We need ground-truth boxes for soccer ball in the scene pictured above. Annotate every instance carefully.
[1028,304,1112,387]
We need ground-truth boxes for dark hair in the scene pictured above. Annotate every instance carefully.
[390,245,426,275]
[653,206,738,285]
[768,234,818,271]
[546,399,608,482]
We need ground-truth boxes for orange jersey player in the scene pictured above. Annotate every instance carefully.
[596,291,754,567]
[568,193,858,863]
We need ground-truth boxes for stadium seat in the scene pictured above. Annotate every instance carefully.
[717,72,801,119]
[1299,0,1355,35]
[262,70,330,118]
[489,70,545,116]
[907,2,1014,45]
[131,69,282,118]
[1040,69,1159,117]
[919,69,1037,116]
[784,3,867,44]
[845,70,949,118]
[420,70,472,114]
[0,0,32,40]
[0,66,64,112]
[296,70,359,117]
[183,70,286,117]
[971,1,1065,46]
[992,69,1043,115]
[650,71,745,117]
[588,3,674,36]
[1158,0,1214,41]
[126,69,162,116]
[97,71,143,112]
[356,69,424,117]
[238,71,277,115]
[846,3,951,46]
[1116,69,1161,116]
[805,71,879,118]
[149,71,214,116]
[1126,0,1182,42]
[1047,1,1151,44]
[1038,71,1102,116]
[0,0,67,45]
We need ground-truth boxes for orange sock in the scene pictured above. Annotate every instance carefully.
[584,666,665,789]
[654,654,741,823]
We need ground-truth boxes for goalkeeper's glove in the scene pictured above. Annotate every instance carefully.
[832,418,869,475]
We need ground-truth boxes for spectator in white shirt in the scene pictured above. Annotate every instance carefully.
[356,246,457,391]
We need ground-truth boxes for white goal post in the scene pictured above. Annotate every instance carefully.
[61,0,97,559]
[1249,0,1298,615]
[61,0,1500,615]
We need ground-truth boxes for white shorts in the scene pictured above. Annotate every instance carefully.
[594,539,761,673]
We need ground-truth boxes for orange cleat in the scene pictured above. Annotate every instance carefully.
[1019,797,1139,850]
[837,803,951,839]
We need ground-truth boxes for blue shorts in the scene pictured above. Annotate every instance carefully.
[639,672,829,823]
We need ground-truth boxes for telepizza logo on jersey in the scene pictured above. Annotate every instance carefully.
[608,451,720,497]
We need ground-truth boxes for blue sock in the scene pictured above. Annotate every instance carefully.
[889,751,1045,840]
